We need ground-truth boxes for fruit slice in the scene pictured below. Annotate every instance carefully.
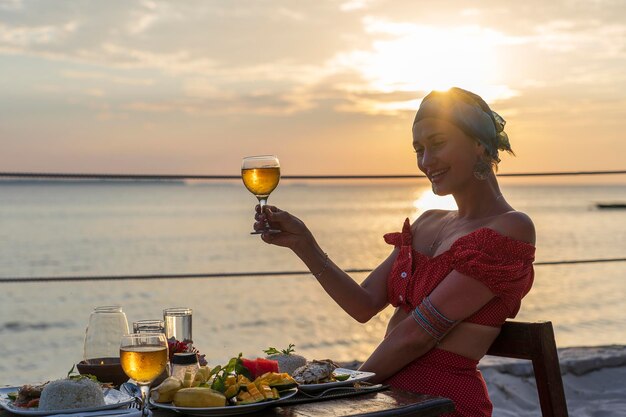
[256,372,298,391]
[151,376,183,403]
[241,358,279,380]
[237,383,265,404]
[172,387,226,407]
[240,358,257,378]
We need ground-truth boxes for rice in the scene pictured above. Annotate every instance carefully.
[38,378,105,411]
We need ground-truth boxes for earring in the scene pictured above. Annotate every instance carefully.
[473,158,492,180]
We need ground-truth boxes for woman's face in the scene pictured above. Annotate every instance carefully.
[412,117,483,195]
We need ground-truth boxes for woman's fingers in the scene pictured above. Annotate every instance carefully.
[262,205,280,215]
[261,232,275,243]
[253,220,265,231]
[253,205,310,249]
[266,207,290,222]
[261,231,291,247]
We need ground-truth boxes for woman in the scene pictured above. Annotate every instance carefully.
[253,87,536,417]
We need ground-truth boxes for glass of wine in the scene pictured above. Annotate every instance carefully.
[120,333,168,417]
[242,155,281,234]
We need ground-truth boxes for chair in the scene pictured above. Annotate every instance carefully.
[486,321,569,417]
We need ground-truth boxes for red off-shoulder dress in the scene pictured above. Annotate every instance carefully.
[383,218,535,417]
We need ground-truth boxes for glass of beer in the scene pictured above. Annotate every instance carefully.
[242,155,281,234]
[120,333,168,417]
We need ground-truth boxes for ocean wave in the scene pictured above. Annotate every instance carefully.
[298,339,353,350]
[0,321,73,333]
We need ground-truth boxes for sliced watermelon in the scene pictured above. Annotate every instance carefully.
[241,358,257,378]
[255,358,279,376]
[241,358,279,380]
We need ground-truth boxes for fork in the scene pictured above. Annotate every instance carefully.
[297,384,383,399]
[50,408,141,417]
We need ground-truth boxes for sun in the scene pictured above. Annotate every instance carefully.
[333,19,517,113]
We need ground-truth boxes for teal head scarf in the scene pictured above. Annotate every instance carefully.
[413,87,513,162]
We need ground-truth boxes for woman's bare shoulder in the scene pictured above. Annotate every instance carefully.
[490,210,536,245]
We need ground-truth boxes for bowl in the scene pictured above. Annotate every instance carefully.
[76,357,128,387]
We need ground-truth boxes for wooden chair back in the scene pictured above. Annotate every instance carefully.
[486,321,569,417]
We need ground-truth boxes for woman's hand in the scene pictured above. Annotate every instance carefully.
[254,205,314,251]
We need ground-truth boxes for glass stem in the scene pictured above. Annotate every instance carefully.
[139,384,150,417]
[257,197,269,229]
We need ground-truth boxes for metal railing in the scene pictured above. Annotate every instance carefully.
[1,257,625,283]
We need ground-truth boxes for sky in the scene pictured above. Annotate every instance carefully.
[1,0,625,177]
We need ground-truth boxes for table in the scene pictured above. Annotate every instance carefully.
[0,388,454,417]
[151,388,455,417]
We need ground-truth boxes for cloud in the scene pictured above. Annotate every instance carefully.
[84,88,105,97]
[0,0,22,10]
[61,70,154,86]
[275,7,305,21]
[125,82,317,116]
[121,97,288,116]
[0,20,77,46]
[340,0,377,12]
[127,0,158,34]
[1,0,625,121]
[533,19,626,58]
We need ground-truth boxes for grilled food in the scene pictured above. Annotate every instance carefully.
[292,359,338,384]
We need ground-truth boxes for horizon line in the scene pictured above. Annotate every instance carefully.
[1,170,625,181]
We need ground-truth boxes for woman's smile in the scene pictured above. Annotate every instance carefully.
[428,168,450,183]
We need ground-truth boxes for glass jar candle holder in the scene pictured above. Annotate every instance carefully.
[83,305,129,363]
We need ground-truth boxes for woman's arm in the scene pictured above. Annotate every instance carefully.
[360,309,438,382]
[255,205,396,323]
[293,242,398,323]
[360,269,496,382]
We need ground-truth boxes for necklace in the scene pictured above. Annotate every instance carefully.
[428,194,503,253]
[429,213,456,253]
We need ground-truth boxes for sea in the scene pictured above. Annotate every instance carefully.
[0,177,625,385]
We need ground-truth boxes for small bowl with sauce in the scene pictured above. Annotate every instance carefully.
[76,357,128,387]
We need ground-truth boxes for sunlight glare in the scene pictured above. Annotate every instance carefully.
[413,189,457,215]
[333,19,517,113]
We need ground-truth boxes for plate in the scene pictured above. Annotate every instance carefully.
[0,387,135,416]
[149,388,297,416]
[296,368,376,393]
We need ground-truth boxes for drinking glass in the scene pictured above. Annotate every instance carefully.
[120,333,168,417]
[241,155,281,234]
[163,307,193,346]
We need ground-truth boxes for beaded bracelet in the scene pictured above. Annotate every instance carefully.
[313,252,329,279]
[411,296,458,342]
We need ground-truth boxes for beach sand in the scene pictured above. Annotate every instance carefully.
[480,345,626,417]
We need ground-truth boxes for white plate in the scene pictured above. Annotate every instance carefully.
[149,388,297,416]
[296,368,376,393]
[0,387,135,416]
